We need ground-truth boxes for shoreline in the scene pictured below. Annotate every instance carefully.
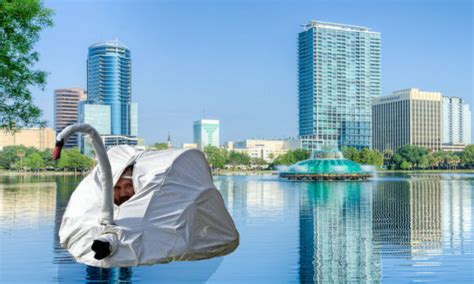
[1,169,473,177]
[0,170,88,176]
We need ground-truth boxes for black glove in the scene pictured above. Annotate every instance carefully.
[91,240,111,260]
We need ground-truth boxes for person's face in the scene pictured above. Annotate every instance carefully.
[114,171,134,206]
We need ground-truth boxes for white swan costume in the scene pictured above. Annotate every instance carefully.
[54,124,239,268]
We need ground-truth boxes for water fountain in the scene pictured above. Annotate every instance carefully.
[279,150,374,181]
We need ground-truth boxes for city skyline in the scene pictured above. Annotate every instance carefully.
[33,0,473,146]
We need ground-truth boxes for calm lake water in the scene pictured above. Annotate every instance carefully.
[0,173,473,283]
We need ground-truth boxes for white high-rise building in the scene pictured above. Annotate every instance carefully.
[298,21,381,150]
[193,119,220,150]
[442,97,471,151]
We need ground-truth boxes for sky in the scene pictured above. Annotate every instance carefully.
[35,0,473,146]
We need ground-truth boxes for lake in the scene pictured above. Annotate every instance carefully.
[0,173,473,283]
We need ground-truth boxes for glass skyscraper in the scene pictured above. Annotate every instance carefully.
[298,21,381,150]
[87,39,132,135]
[193,119,220,150]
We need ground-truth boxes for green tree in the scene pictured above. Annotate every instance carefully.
[271,149,310,166]
[358,148,383,167]
[342,146,360,163]
[0,145,19,169]
[67,148,87,173]
[227,151,251,166]
[272,151,296,166]
[462,144,474,168]
[23,152,44,170]
[395,145,428,168]
[419,156,429,169]
[56,148,94,172]
[400,161,412,170]
[39,149,55,169]
[153,142,169,150]
[292,149,311,161]
[0,0,54,130]
[450,155,461,170]
[203,145,227,169]
[57,149,70,170]
[251,157,267,165]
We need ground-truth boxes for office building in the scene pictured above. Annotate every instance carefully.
[81,39,139,155]
[79,103,111,135]
[0,128,55,150]
[298,21,381,150]
[442,97,471,151]
[130,103,138,137]
[372,88,442,151]
[54,88,87,148]
[193,119,220,150]
[226,139,289,162]
[87,39,132,136]
[78,103,111,155]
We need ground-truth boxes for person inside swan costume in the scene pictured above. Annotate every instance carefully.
[53,123,239,268]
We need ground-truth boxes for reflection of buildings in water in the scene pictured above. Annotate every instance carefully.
[410,180,442,255]
[54,176,82,265]
[214,176,244,217]
[215,176,300,221]
[0,182,56,227]
[373,180,443,256]
[299,182,381,283]
[373,178,473,257]
[441,179,472,253]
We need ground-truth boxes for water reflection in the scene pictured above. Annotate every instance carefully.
[373,180,443,257]
[0,180,56,227]
[298,177,473,283]
[52,176,223,283]
[299,182,380,283]
[0,174,472,282]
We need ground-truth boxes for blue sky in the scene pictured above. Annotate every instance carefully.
[36,0,473,146]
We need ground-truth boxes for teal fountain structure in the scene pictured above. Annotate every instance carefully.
[279,150,374,181]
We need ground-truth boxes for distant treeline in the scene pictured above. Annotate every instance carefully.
[2,144,473,172]
[371,144,474,170]
[0,145,95,172]
[203,146,268,169]
[229,144,474,171]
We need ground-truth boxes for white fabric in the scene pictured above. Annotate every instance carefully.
[59,145,239,268]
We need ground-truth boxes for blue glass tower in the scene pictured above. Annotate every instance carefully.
[87,39,132,135]
[298,21,381,150]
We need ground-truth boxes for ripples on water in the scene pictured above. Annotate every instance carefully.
[0,174,473,283]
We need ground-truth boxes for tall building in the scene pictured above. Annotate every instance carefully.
[0,128,55,150]
[298,21,381,150]
[442,97,471,151]
[130,102,138,137]
[54,88,87,148]
[372,88,442,151]
[87,39,132,136]
[81,39,139,155]
[78,103,111,155]
[193,119,220,150]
